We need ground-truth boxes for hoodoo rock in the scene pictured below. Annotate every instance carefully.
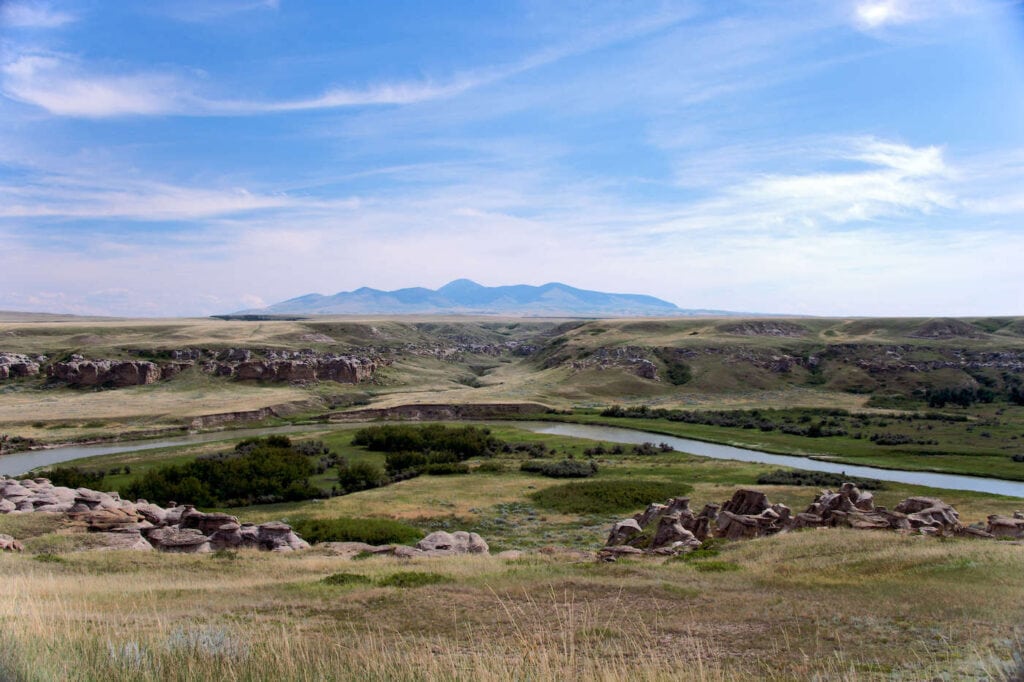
[0,533,24,552]
[605,484,1014,556]
[0,476,310,554]
[986,512,1024,539]
[415,530,489,555]
[0,353,42,380]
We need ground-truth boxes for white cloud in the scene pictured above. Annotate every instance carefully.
[1,7,693,118]
[0,1,75,28]
[0,171,305,221]
[1,55,193,117]
[855,0,914,28]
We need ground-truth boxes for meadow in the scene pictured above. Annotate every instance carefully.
[2,314,1024,679]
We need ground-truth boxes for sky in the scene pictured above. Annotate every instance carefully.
[2,0,1024,318]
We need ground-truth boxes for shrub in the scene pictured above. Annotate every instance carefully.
[531,480,690,514]
[125,437,321,507]
[37,466,104,489]
[755,469,886,490]
[473,461,507,474]
[673,537,728,562]
[289,517,422,545]
[352,424,502,459]
[321,572,372,587]
[376,571,451,588]
[520,459,597,478]
[336,461,388,493]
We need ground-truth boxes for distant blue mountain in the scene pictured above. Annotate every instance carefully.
[239,279,740,317]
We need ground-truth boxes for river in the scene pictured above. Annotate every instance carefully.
[3,421,1022,498]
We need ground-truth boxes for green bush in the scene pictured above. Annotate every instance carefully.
[125,437,320,507]
[336,461,388,493]
[673,537,727,562]
[376,571,451,588]
[289,517,422,545]
[352,424,502,459]
[36,466,104,489]
[519,459,597,478]
[322,572,372,587]
[531,480,690,514]
[755,469,886,490]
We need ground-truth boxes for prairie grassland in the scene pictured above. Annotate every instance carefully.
[0,531,1021,681]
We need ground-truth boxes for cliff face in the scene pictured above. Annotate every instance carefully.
[48,358,162,387]
[36,349,385,388]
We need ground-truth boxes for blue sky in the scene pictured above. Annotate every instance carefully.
[2,0,1024,317]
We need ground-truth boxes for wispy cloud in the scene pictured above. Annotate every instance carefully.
[0,170,306,221]
[1,55,193,117]
[1,7,693,118]
[0,1,75,28]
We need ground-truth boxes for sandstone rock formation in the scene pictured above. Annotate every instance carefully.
[0,533,24,552]
[35,349,385,388]
[415,530,489,554]
[986,512,1024,539]
[604,484,1018,556]
[0,476,309,553]
[48,356,162,388]
[0,353,43,380]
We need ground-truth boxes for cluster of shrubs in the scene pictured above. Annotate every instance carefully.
[652,348,693,385]
[352,424,502,459]
[869,433,937,446]
[125,436,321,507]
[579,442,674,456]
[501,442,553,457]
[36,466,107,489]
[600,405,852,436]
[925,387,995,408]
[384,451,470,478]
[519,459,597,478]
[755,469,886,490]
[348,424,506,482]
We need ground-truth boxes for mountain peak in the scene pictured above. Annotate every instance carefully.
[438,279,485,293]
[235,280,733,317]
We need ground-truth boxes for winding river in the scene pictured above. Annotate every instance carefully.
[3,421,1023,498]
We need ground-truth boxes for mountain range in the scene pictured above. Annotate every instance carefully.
[236,279,741,317]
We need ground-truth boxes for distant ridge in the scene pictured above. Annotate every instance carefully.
[234,279,744,317]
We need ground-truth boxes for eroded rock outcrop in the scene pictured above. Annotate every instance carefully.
[604,484,1017,556]
[37,349,385,388]
[0,476,309,553]
[0,353,43,380]
[48,357,162,387]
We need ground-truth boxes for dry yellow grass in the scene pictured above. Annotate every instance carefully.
[0,530,1021,680]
